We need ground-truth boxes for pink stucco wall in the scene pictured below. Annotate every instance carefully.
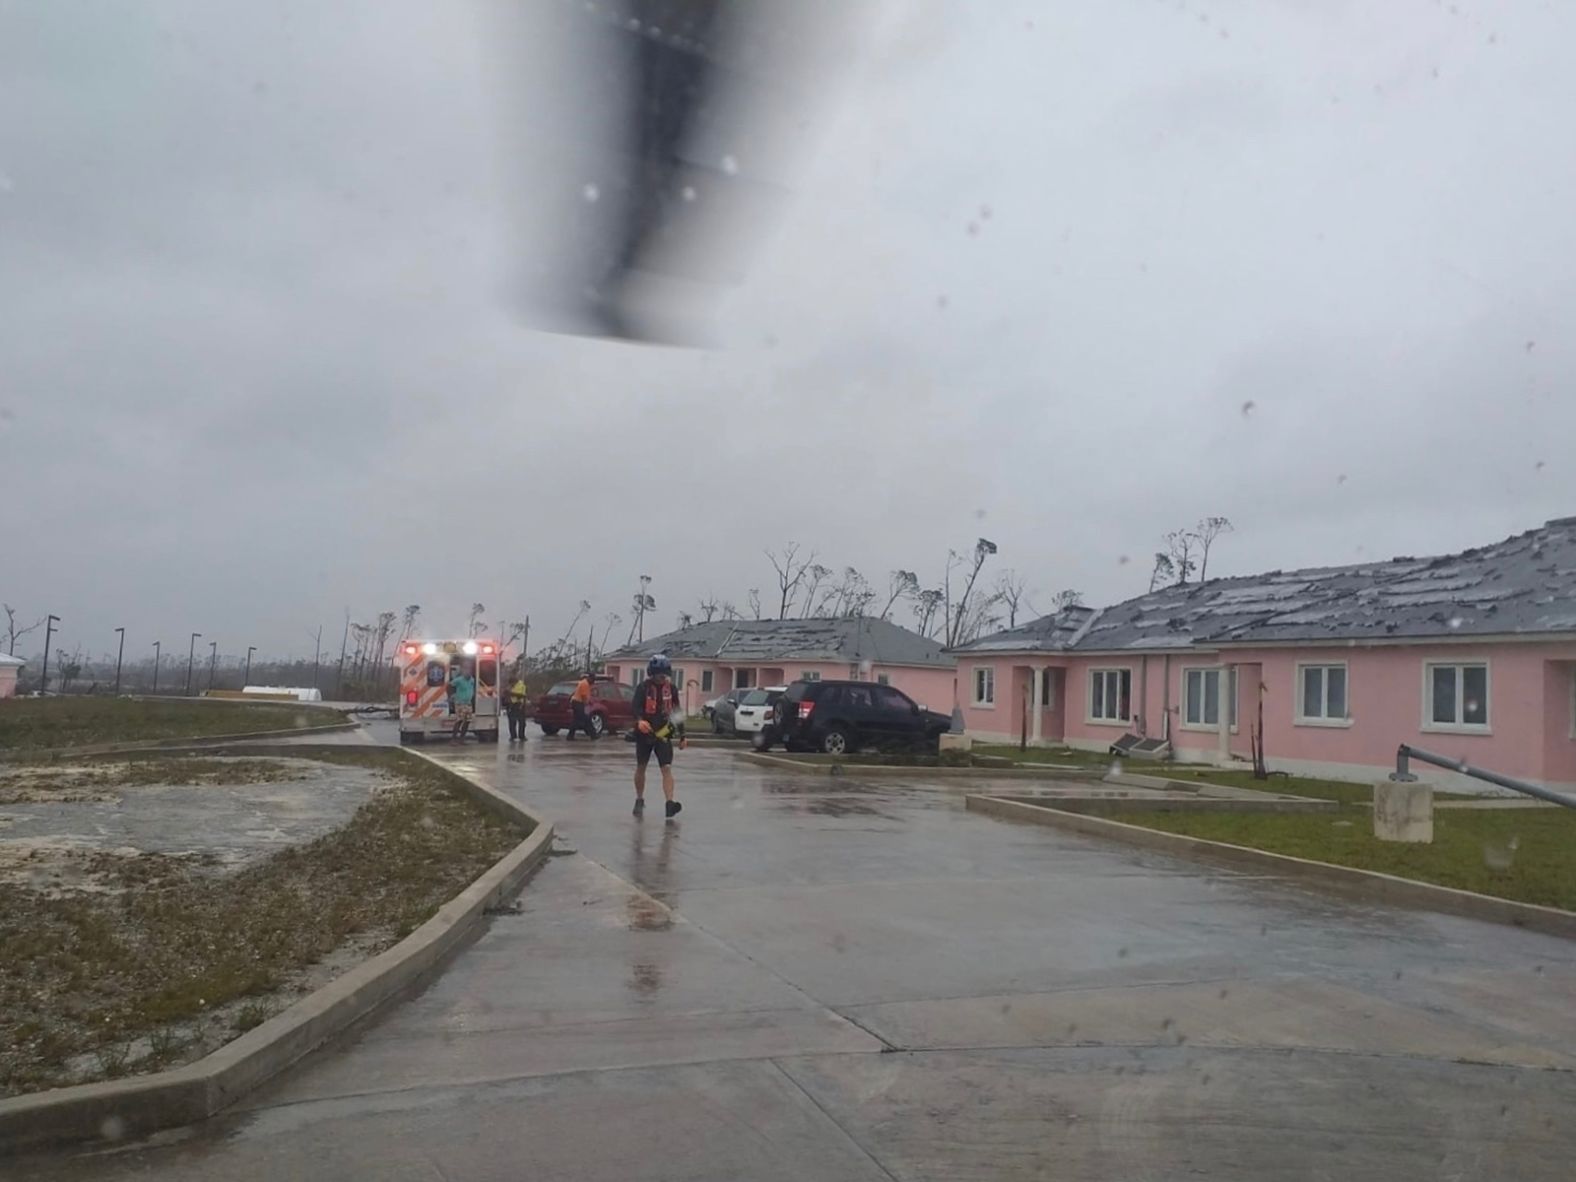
[956,642,1576,788]
[603,658,957,716]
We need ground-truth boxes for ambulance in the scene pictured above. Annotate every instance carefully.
[398,638,503,744]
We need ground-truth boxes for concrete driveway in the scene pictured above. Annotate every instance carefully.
[16,737,1576,1180]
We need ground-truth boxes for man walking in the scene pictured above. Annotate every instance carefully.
[631,653,684,818]
[450,664,476,742]
[566,670,598,740]
[506,674,531,742]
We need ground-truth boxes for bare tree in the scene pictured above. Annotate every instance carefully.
[467,602,486,636]
[798,563,832,617]
[1194,515,1234,582]
[1163,530,1197,585]
[993,570,1028,628]
[746,588,762,620]
[945,538,999,647]
[1050,588,1085,611]
[599,613,622,654]
[677,611,693,629]
[1148,553,1174,592]
[3,604,43,655]
[956,592,1005,645]
[880,571,919,620]
[698,596,720,623]
[832,568,875,617]
[766,544,814,618]
[560,600,591,645]
[913,588,944,638]
[720,600,741,621]
[398,604,421,643]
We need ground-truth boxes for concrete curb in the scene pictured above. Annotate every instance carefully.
[0,749,553,1154]
[995,794,1339,816]
[737,752,1098,780]
[966,795,1576,941]
[0,719,359,762]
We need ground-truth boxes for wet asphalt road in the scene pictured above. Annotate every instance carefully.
[15,731,1576,1180]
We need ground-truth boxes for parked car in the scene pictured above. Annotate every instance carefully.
[758,679,952,755]
[707,687,753,734]
[533,677,634,737]
[732,686,786,735]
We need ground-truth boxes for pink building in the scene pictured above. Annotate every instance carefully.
[952,518,1576,792]
[0,653,23,699]
[604,617,958,717]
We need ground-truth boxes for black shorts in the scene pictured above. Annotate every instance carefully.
[635,733,674,768]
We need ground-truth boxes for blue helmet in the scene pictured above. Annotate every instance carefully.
[647,653,672,677]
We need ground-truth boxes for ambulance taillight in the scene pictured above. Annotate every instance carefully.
[406,690,418,706]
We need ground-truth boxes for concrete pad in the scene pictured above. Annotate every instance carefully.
[12,1060,894,1182]
[842,977,1576,1068]
[778,1046,1576,1182]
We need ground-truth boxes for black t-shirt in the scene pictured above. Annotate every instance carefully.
[633,677,680,730]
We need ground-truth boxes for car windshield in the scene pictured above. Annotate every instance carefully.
[10,4,1575,1177]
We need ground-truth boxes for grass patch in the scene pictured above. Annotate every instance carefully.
[970,744,1468,805]
[0,757,309,802]
[0,749,525,1097]
[0,697,343,753]
[1109,805,1576,911]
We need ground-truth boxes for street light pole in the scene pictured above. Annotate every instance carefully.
[40,615,60,696]
[244,645,256,688]
[207,641,217,692]
[185,633,201,697]
[113,627,126,696]
[152,641,161,694]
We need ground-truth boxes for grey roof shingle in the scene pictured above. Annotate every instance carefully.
[950,605,1097,653]
[606,617,952,667]
[958,517,1576,655]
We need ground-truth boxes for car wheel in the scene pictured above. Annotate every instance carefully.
[590,712,607,737]
[821,727,850,756]
[539,725,560,736]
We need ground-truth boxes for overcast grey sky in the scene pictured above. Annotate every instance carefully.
[3,0,1574,662]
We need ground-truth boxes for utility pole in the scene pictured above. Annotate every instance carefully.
[152,641,162,693]
[207,641,218,692]
[244,645,256,688]
[40,614,59,696]
[113,627,126,696]
[185,633,201,697]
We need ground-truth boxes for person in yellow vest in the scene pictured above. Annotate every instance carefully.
[506,675,531,743]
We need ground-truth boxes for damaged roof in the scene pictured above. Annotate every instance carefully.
[607,616,952,667]
[960,517,1576,654]
[950,605,1098,653]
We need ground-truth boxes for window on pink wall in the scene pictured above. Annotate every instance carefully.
[1089,668,1132,723]
[701,669,714,693]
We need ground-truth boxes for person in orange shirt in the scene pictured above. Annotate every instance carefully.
[566,671,598,741]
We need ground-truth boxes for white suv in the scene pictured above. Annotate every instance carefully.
[732,686,787,735]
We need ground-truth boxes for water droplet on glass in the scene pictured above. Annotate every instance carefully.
[0,173,14,194]
[1448,617,1464,629]
[966,221,979,236]
[720,154,738,175]
[1118,554,1131,565]
[979,204,992,220]
[681,185,697,202]
[1109,759,1123,777]
[100,1115,126,1141]
[626,17,641,30]
[1241,399,1256,417]
[1483,841,1515,871]
[936,294,949,310]
[1218,987,1229,999]
[1336,473,1347,485]
[1534,459,1545,471]
[1525,340,1536,352]
[1117,945,1129,958]
[582,183,600,203]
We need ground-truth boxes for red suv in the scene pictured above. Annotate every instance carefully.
[533,677,635,738]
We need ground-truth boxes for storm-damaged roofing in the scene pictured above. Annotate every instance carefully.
[956,517,1576,654]
[948,605,1099,653]
[607,617,953,667]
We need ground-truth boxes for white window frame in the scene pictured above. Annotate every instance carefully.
[1087,667,1133,726]
[1295,662,1352,728]
[877,673,891,686]
[1180,666,1226,732]
[1422,660,1491,734]
[799,670,821,682]
[972,666,996,707]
